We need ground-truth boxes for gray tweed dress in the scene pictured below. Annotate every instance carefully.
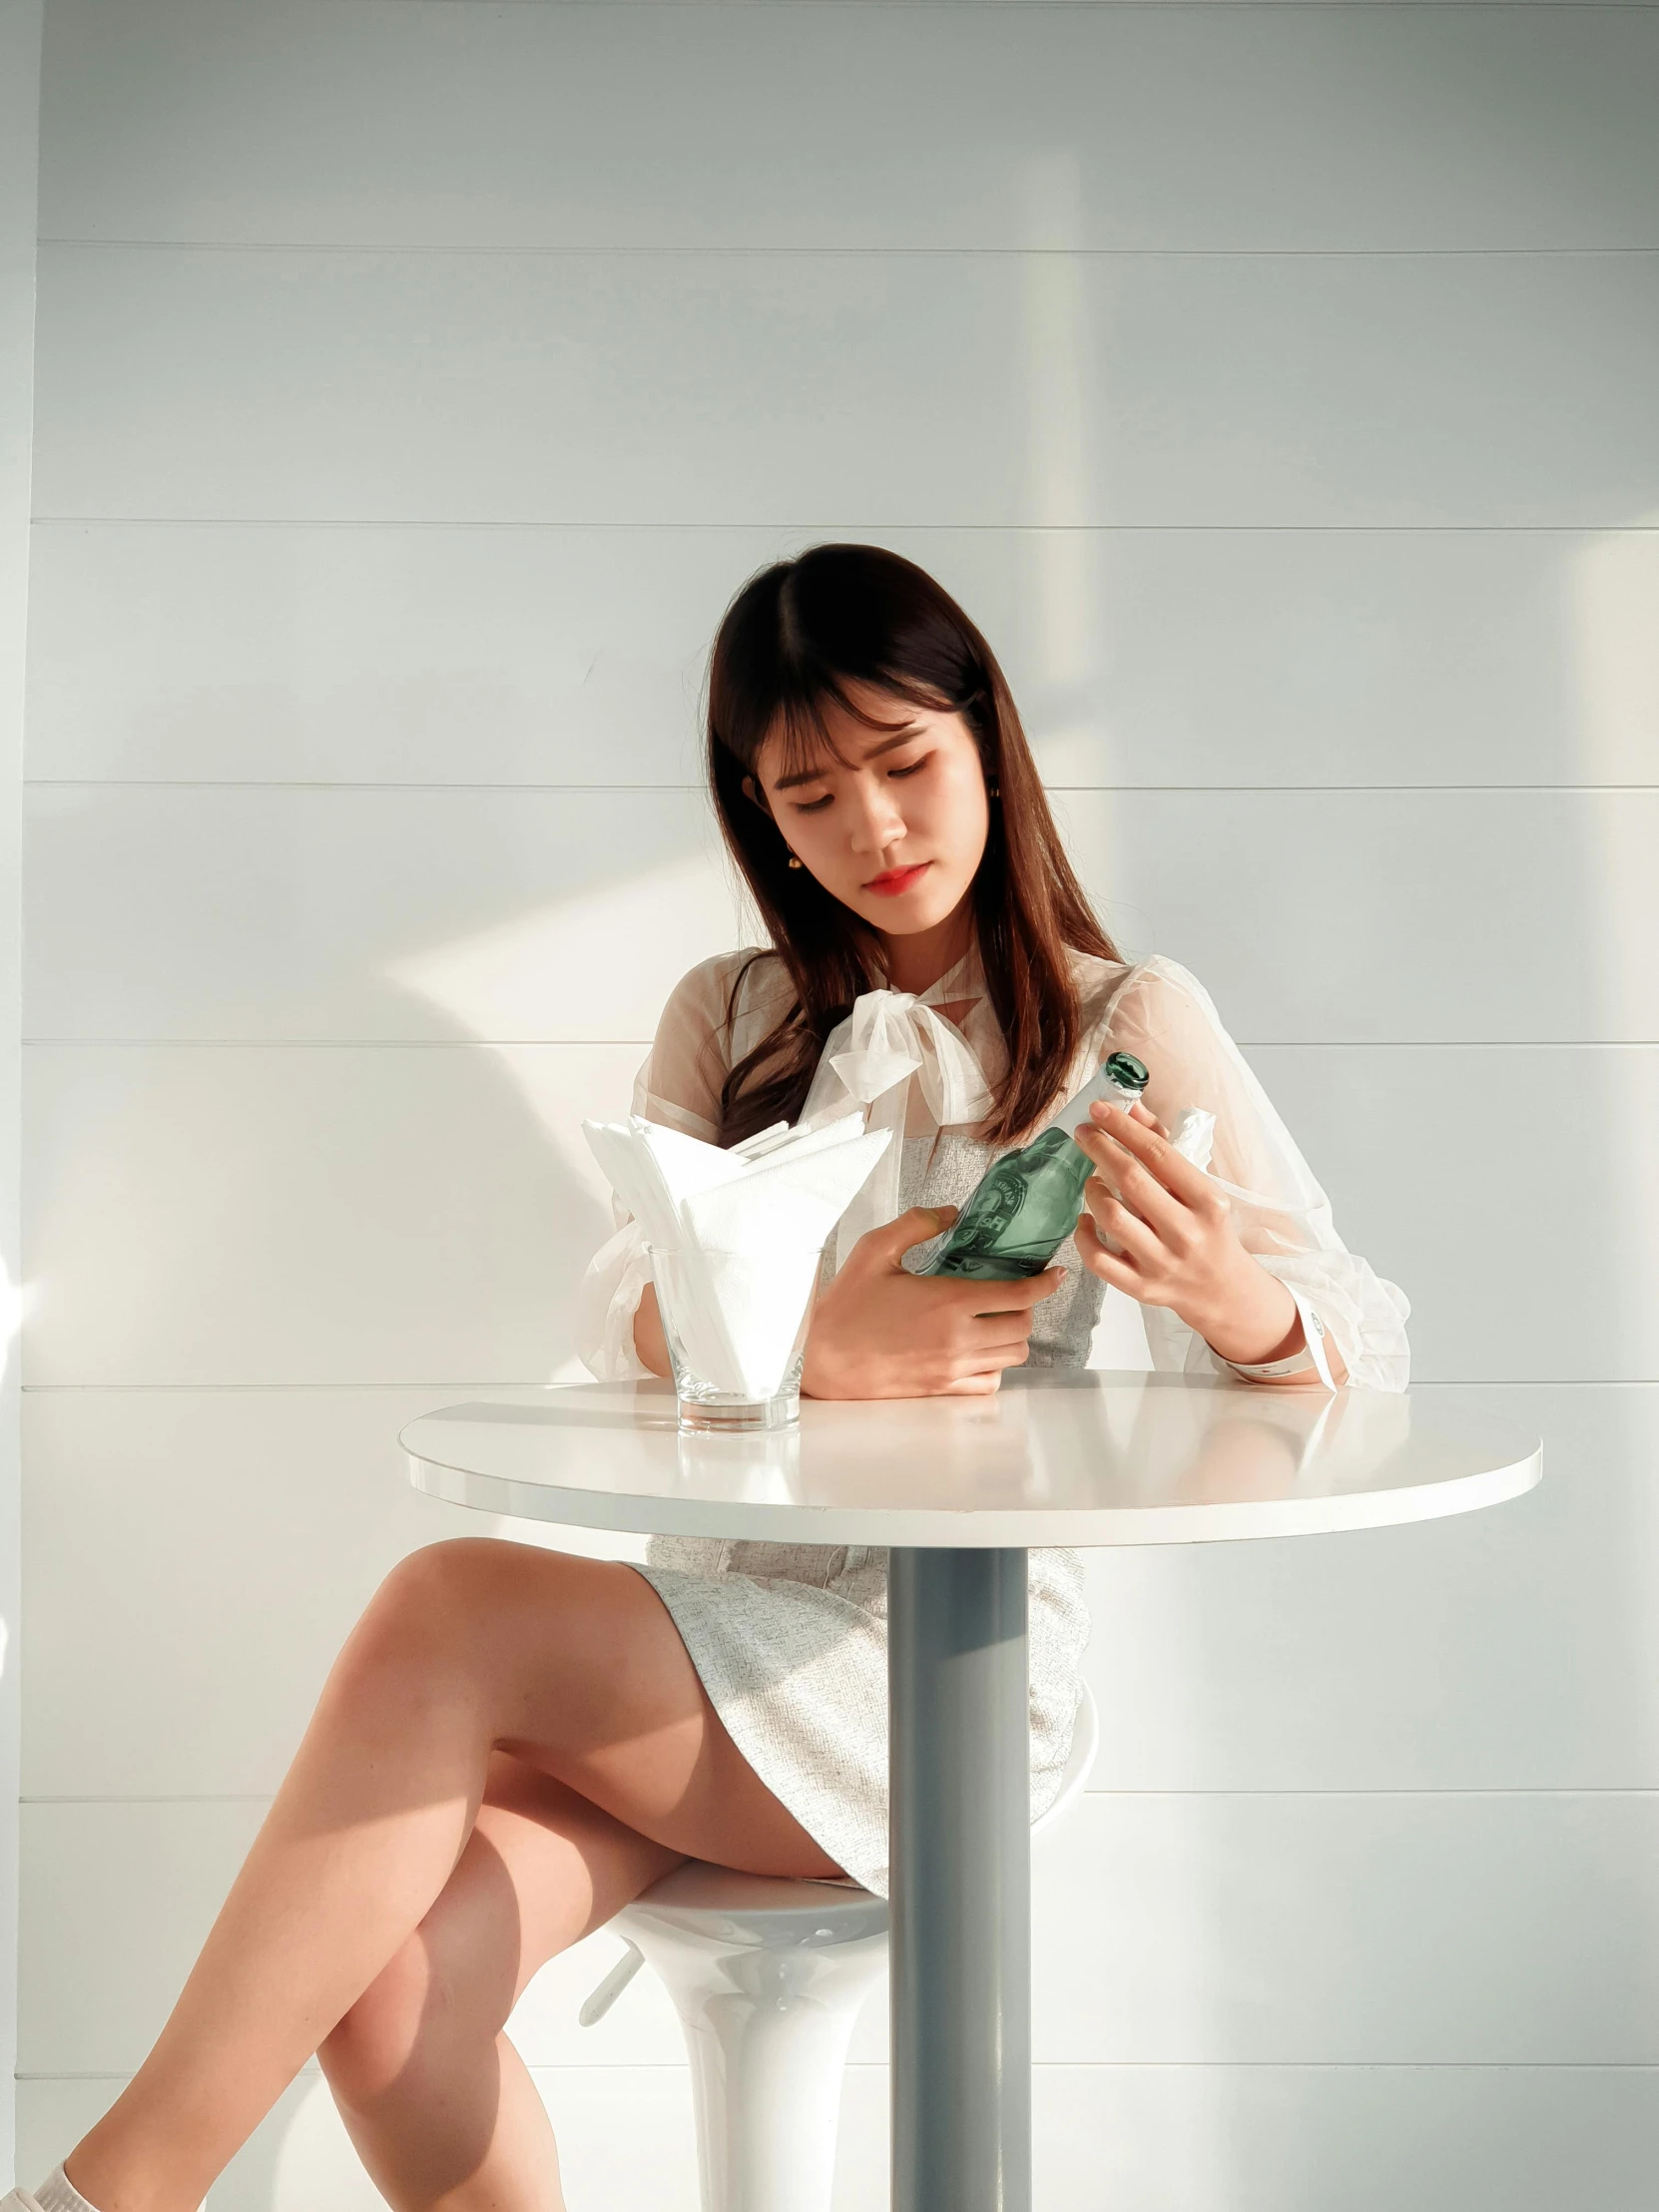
[630,1131,1098,1900]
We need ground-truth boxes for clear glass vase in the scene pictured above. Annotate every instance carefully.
[648,1243,823,1432]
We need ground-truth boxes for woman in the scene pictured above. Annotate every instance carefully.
[10,545,1407,2212]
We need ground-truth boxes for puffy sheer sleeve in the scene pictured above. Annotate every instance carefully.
[574,951,791,1379]
[1101,956,1410,1391]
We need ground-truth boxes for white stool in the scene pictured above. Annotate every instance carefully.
[579,1686,1100,2212]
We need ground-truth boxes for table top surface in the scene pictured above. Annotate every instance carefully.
[401,1372,1541,1548]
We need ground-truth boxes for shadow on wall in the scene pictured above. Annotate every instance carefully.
[24,804,767,1386]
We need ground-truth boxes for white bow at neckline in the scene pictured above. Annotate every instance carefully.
[826,989,994,1126]
[801,983,996,1266]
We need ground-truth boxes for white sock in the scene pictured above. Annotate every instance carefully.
[35,2168,103,2212]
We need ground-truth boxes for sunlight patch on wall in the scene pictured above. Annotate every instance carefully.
[1571,528,1659,797]
[387,853,749,1049]
[386,854,752,1210]
[1569,520,1659,1751]
[1570,521,1659,1371]
[0,1250,31,1394]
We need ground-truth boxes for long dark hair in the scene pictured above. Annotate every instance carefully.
[706,543,1118,1147]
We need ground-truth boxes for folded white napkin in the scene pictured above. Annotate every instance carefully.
[1169,1107,1217,1172]
[583,1112,891,1397]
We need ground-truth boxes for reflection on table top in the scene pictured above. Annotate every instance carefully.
[401,1372,1541,1549]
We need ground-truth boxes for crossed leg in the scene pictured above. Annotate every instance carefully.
[62,1537,844,2212]
[321,1754,673,2212]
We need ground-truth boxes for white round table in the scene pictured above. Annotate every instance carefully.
[403,1370,1540,2212]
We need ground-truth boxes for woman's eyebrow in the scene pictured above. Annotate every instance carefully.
[774,727,921,791]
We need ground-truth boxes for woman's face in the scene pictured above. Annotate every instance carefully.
[751,680,991,943]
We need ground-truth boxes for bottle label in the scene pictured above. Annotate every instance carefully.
[929,1130,1085,1282]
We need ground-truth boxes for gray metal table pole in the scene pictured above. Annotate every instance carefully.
[888,1546,1031,2212]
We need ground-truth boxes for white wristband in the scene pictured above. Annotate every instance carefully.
[1224,1293,1338,1390]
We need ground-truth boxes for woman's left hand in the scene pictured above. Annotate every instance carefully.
[1072,1101,1305,1369]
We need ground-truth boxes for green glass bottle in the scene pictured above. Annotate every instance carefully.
[925,1051,1151,1282]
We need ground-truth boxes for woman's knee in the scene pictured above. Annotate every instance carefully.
[375,1537,507,1630]
[352,1539,631,1702]
[317,1933,437,2107]
[367,1536,585,1648]
[319,1845,522,2105]
[343,1539,508,1675]
[307,1541,517,1755]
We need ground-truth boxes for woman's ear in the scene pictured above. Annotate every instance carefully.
[742,773,771,817]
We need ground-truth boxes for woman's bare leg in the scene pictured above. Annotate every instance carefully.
[321,1751,680,2212]
[63,1539,841,2212]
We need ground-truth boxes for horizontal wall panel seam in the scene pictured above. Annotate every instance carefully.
[23,1796,274,1806]
[22,1038,1659,1051]
[1076,1788,1659,1797]
[19,2066,323,2083]
[20,1378,1646,1389]
[316,1,1659,9]
[20,1381,562,1392]
[22,2064,1659,2082]
[26,515,1659,528]
[34,240,1659,260]
[175,2,1659,11]
[22,790,1659,801]
[24,2066,1659,2087]
[29,1788,1659,1803]
[27,1377,1650,1388]
[31,517,1659,533]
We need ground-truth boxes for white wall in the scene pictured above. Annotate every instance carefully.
[0,0,42,2182]
[16,2,1659,2205]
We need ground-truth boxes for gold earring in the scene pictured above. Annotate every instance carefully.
[987,778,1001,799]
[787,854,804,869]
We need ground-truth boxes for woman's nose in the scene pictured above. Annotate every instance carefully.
[845,776,905,854]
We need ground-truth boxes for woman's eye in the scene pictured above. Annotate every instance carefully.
[792,794,833,815]
[887,756,928,780]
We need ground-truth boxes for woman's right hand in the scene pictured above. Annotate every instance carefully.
[801,1207,1063,1399]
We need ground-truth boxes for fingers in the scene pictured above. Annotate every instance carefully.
[1079,1182,1165,1272]
[945,1264,1066,1313]
[942,1338,1030,1391]
[1128,1099,1172,1141]
[1077,1110,1229,1251]
[945,1303,1039,1373]
[961,1331,1036,1368]
[949,1295,1037,1346]
[856,1204,959,1271]
[1074,1210,1142,1291]
[1084,1102,1226,1218]
[1075,1211,1168,1302]
[1074,1125,1189,1246]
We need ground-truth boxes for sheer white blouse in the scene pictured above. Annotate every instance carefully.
[576,945,1410,1392]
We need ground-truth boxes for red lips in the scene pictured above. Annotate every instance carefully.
[864,862,930,897]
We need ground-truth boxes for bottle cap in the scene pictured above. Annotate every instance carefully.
[1101,1050,1150,1093]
